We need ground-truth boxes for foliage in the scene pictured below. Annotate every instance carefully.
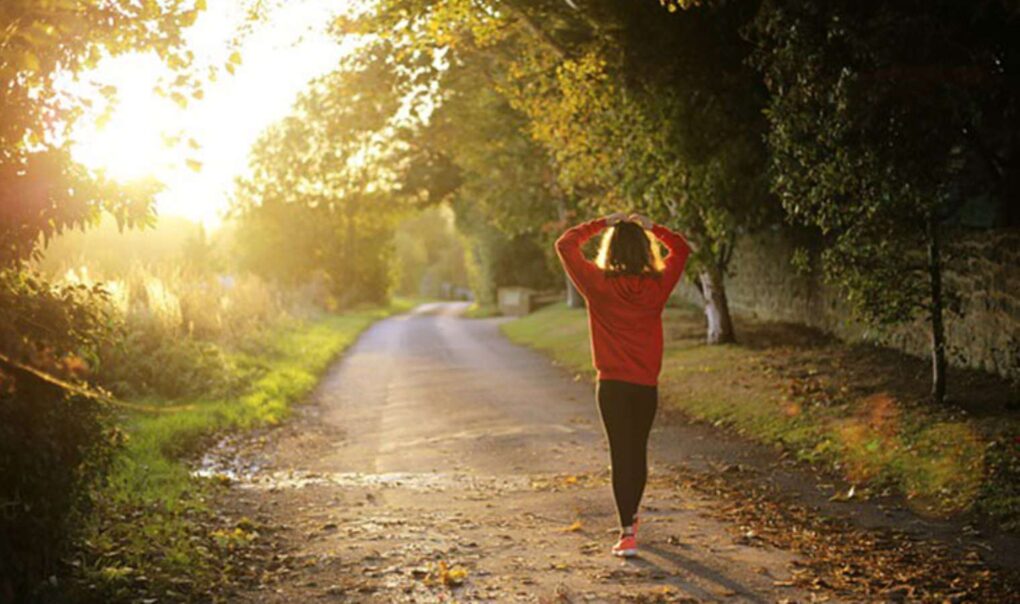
[364,37,567,303]
[393,207,469,298]
[0,270,122,600]
[0,260,289,599]
[749,0,1020,401]
[426,53,561,237]
[232,40,413,307]
[0,0,204,266]
[0,3,204,595]
[0,269,114,370]
[505,0,777,342]
[99,330,239,402]
[45,262,286,400]
[0,373,120,602]
[452,198,561,305]
[437,55,568,298]
[359,0,777,341]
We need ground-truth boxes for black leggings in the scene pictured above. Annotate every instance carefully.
[596,379,658,528]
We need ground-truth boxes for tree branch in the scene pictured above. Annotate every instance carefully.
[501,0,571,60]
[0,351,109,403]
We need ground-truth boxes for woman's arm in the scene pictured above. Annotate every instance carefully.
[629,214,692,296]
[651,223,692,292]
[555,214,622,298]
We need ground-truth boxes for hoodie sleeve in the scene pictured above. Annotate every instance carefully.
[555,218,607,299]
[652,224,692,301]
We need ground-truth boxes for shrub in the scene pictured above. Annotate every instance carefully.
[63,265,285,400]
[0,373,120,602]
[96,326,241,400]
[0,270,120,602]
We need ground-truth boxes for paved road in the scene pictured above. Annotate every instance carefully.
[314,301,609,478]
[221,302,820,602]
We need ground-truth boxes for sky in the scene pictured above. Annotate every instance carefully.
[69,1,360,229]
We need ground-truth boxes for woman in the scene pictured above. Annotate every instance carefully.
[555,212,692,557]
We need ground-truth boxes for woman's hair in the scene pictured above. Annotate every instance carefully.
[595,221,664,277]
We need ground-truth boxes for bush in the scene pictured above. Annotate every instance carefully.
[96,327,241,401]
[61,265,286,401]
[0,270,120,601]
[0,364,120,602]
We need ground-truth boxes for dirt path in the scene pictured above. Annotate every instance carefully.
[205,303,1016,603]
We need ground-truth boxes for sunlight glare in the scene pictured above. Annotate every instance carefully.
[68,1,358,228]
[72,54,178,182]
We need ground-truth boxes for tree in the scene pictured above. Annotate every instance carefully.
[0,0,204,266]
[392,207,469,298]
[0,2,205,597]
[232,41,414,306]
[360,0,778,342]
[491,0,777,342]
[603,0,776,344]
[412,51,566,304]
[750,0,1020,402]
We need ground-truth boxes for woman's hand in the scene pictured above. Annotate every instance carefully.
[605,212,629,226]
[628,213,654,230]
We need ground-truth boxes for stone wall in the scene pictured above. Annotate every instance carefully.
[674,226,1020,381]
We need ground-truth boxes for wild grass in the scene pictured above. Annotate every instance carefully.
[503,303,1020,530]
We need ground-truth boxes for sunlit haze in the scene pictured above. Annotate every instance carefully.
[69,1,359,228]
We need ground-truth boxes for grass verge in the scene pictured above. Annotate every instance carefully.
[461,302,501,318]
[72,299,418,601]
[502,303,1020,531]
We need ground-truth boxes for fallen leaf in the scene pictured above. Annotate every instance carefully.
[559,520,583,532]
[829,485,856,502]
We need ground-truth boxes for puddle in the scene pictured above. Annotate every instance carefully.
[191,436,535,491]
[192,434,268,482]
[238,470,533,492]
[191,428,591,495]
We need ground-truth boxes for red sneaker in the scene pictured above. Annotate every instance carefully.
[612,533,638,557]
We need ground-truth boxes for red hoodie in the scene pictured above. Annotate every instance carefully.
[555,218,691,386]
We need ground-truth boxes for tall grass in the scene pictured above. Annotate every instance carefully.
[61,264,294,339]
[57,264,328,400]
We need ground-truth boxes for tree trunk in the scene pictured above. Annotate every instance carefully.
[926,215,948,404]
[565,276,585,308]
[699,264,736,344]
[554,195,584,308]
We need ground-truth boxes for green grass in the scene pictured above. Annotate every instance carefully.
[501,303,591,368]
[76,299,416,600]
[503,303,1020,529]
[461,302,502,318]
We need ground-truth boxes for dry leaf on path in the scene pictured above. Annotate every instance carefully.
[559,520,583,532]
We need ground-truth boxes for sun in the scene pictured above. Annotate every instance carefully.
[67,1,356,228]
[71,56,181,183]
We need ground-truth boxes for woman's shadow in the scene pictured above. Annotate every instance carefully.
[621,542,771,603]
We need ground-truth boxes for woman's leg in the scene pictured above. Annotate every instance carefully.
[596,380,658,528]
[628,383,657,523]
